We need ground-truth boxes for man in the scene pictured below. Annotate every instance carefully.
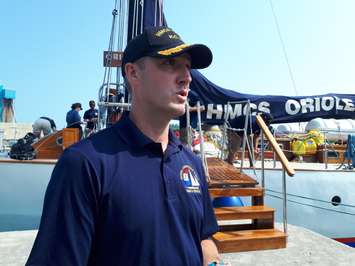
[32,116,57,138]
[66,102,83,139]
[227,112,273,165]
[226,128,242,164]
[179,90,203,146]
[83,100,98,136]
[26,26,220,266]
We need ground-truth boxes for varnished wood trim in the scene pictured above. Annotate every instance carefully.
[0,158,57,165]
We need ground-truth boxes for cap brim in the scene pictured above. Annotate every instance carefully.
[152,44,213,69]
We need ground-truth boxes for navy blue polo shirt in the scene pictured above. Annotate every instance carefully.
[83,108,98,129]
[26,112,218,266]
[66,109,81,128]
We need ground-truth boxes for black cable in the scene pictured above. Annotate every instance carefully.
[266,193,355,216]
[266,188,355,208]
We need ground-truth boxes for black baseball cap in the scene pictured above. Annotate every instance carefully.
[71,102,82,110]
[121,26,213,77]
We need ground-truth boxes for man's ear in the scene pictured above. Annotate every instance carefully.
[125,63,139,80]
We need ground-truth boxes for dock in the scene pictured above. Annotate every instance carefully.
[0,223,354,265]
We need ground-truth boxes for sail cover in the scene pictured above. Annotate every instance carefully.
[190,70,355,127]
[127,0,355,127]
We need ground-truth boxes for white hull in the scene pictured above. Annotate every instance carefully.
[243,161,355,240]
[0,159,54,231]
[1,158,354,242]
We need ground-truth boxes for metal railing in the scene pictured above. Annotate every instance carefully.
[222,100,254,172]
[270,128,355,169]
[256,114,295,234]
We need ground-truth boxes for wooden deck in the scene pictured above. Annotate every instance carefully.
[207,157,258,187]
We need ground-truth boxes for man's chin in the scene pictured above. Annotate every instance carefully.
[167,103,185,117]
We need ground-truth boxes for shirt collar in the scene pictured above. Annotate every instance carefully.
[114,112,183,152]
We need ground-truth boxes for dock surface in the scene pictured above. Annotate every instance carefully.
[0,223,354,265]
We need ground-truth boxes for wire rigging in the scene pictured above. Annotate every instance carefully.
[267,193,355,216]
[268,0,299,96]
[266,188,355,208]
[140,0,145,35]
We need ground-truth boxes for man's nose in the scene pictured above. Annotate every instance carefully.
[177,65,192,86]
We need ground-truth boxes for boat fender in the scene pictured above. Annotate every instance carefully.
[307,130,325,145]
[291,138,317,156]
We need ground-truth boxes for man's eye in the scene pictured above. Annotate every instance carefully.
[163,59,175,66]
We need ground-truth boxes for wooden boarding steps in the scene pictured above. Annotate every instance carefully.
[207,157,287,253]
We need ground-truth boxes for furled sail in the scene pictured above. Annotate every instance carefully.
[127,0,166,42]
[190,70,355,127]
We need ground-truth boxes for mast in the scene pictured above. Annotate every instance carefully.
[97,0,129,129]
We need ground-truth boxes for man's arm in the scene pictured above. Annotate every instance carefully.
[26,149,99,266]
[83,111,89,122]
[201,238,221,266]
[198,157,221,265]
[75,111,82,124]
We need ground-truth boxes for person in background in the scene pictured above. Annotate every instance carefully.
[83,100,98,137]
[32,117,57,138]
[66,102,83,139]
[226,128,242,164]
[226,112,273,166]
[179,90,202,146]
[106,90,124,127]
[26,26,221,266]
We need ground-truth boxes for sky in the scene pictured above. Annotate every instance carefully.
[1,0,355,128]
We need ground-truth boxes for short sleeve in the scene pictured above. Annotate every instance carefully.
[75,111,81,123]
[83,110,89,120]
[198,161,219,240]
[26,148,100,266]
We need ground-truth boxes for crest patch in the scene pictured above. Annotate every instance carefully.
[180,165,201,193]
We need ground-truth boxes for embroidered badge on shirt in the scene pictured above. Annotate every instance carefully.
[180,165,201,193]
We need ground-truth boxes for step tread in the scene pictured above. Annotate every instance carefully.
[209,186,264,197]
[214,205,274,215]
[214,205,274,220]
[213,228,287,252]
[213,228,286,242]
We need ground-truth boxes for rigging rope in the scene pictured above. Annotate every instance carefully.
[268,0,299,96]
[140,0,144,35]
[154,0,157,26]
[159,0,163,25]
[132,0,138,38]
[98,0,123,129]
[117,0,125,85]
[105,8,118,103]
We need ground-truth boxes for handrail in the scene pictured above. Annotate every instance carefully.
[256,115,295,176]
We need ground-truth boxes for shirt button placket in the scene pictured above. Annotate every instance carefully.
[162,155,176,200]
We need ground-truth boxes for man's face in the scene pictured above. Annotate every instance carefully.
[129,53,192,119]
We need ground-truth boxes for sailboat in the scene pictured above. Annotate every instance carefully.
[0,0,354,248]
